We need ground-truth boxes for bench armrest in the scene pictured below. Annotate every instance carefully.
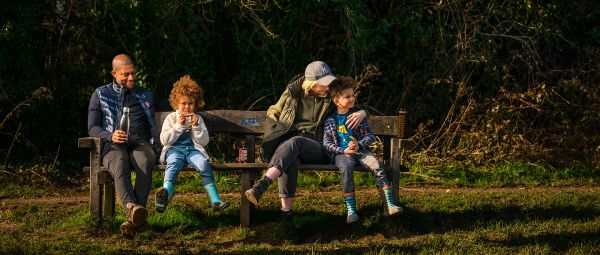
[78,137,101,149]
[78,137,102,174]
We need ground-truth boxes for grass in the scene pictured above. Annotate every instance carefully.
[407,161,600,187]
[1,186,600,254]
[1,162,599,254]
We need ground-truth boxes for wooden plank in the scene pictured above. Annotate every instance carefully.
[89,137,102,222]
[390,137,401,203]
[240,135,257,227]
[366,115,398,136]
[153,110,398,137]
[78,137,98,148]
[151,163,382,172]
[97,171,108,185]
[245,135,256,163]
[153,110,267,137]
[240,169,254,227]
[103,178,115,219]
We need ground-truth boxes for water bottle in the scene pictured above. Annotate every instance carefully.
[118,106,130,135]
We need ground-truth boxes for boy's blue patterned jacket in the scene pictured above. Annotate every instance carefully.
[323,107,376,156]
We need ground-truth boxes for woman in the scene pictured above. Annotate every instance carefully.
[244,61,366,242]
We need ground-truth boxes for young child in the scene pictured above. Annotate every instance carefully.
[155,75,228,212]
[323,76,402,223]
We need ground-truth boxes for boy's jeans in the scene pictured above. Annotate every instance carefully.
[164,146,215,186]
[335,151,387,193]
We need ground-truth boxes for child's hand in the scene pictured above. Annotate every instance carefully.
[344,141,359,155]
[177,114,187,125]
[190,113,199,126]
[343,146,358,155]
[348,142,357,151]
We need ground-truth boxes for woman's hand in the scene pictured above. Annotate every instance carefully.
[346,110,366,129]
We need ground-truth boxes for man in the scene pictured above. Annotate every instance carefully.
[88,54,155,239]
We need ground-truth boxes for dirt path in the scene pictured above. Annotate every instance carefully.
[1,186,598,209]
[0,196,88,209]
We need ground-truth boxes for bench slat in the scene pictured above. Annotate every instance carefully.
[154,111,400,137]
[84,164,383,173]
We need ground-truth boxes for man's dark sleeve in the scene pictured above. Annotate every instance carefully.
[88,91,113,140]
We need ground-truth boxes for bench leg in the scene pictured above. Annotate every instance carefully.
[390,137,402,203]
[391,167,400,203]
[90,169,103,222]
[240,169,257,227]
[102,174,116,219]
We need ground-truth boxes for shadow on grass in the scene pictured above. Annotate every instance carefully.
[81,192,600,251]
[264,202,600,246]
[399,203,600,234]
[486,231,600,253]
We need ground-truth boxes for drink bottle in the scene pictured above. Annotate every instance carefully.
[118,106,130,135]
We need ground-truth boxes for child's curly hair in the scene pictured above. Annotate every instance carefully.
[169,75,205,110]
[329,75,355,99]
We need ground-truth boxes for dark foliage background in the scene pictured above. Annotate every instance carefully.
[0,0,598,176]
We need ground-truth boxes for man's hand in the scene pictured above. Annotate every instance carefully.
[346,110,366,129]
[112,130,128,143]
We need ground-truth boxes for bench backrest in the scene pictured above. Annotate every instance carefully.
[152,110,407,161]
[154,110,405,137]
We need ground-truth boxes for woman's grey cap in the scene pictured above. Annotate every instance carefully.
[305,61,337,86]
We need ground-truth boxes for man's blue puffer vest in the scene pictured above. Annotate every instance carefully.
[96,82,154,140]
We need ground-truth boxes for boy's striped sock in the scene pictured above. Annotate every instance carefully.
[383,183,403,216]
[343,193,359,223]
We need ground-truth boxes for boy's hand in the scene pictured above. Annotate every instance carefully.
[112,130,128,143]
[344,141,359,155]
[343,147,358,155]
[346,110,366,129]
[348,141,358,151]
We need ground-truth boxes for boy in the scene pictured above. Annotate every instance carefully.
[155,75,228,213]
[323,76,402,223]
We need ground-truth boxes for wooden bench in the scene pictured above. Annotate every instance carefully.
[78,110,412,227]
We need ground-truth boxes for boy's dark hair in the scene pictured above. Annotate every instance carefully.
[329,76,355,98]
